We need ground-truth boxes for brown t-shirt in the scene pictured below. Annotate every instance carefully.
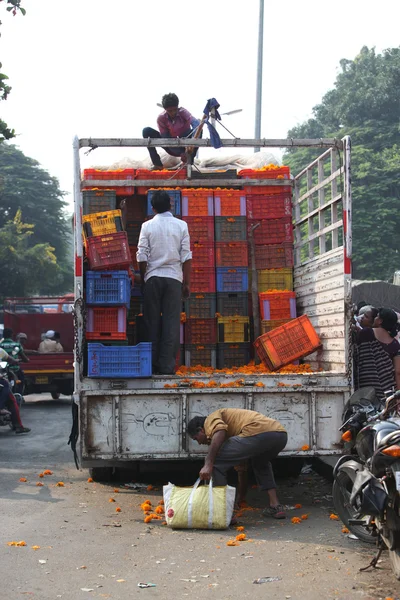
[204,408,286,440]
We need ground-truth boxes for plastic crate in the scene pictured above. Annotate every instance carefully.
[254,315,322,370]
[135,170,186,195]
[126,220,143,246]
[83,190,117,215]
[86,271,131,308]
[217,316,250,343]
[181,189,214,216]
[124,197,146,221]
[192,268,216,293]
[216,242,248,267]
[216,267,248,292]
[259,291,296,320]
[257,268,293,292]
[87,342,152,378]
[217,343,251,368]
[214,216,247,242]
[214,190,246,216]
[185,344,217,368]
[254,243,294,270]
[185,318,217,344]
[246,193,292,220]
[82,210,124,240]
[248,217,293,245]
[83,168,136,181]
[192,242,215,268]
[239,167,291,195]
[216,292,248,316]
[183,216,215,242]
[184,293,216,318]
[147,189,181,216]
[261,319,292,334]
[86,307,127,340]
[86,232,132,271]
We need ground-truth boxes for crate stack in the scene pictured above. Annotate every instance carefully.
[81,191,151,378]
[214,190,250,368]
[238,166,297,337]
[182,189,217,367]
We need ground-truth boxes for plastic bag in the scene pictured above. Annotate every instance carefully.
[163,478,235,530]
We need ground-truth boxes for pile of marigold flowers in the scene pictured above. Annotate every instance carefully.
[140,499,165,523]
[175,361,312,377]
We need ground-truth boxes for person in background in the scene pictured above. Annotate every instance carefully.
[0,347,30,434]
[53,332,64,352]
[16,332,39,355]
[137,190,192,375]
[356,307,400,400]
[38,330,63,353]
[188,408,287,520]
[0,328,29,394]
[142,93,200,169]
[354,305,378,329]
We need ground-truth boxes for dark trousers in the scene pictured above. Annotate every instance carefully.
[0,378,23,427]
[143,276,182,374]
[142,127,199,167]
[212,431,288,491]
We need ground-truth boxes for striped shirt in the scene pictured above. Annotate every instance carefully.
[356,328,400,400]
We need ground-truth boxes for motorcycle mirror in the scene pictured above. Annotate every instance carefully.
[0,361,7,369]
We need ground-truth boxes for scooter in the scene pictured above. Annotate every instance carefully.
[0,360,23,407]
[333,389,400,578]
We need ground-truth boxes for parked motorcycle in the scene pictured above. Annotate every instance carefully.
[0,360,23,411]
[333,388,400,578]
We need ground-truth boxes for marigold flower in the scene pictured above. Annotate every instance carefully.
[56,482,64,487]
[144,515,153,523]
[19,477,27,482]
[291,517,302,524]
[162,521,167,526]
[109,498,116,503]
[87,477,93,483]
[38,473,44,478]
[226,540,239,546]
[255,382,265,387]
[116,507,121,512]
[235,511,243,518]
[141,503,152,512]
[31,545,40,550]
[329,514,339,520]
[235,534,246,541]
[158,500,164,506]
[301,514,309,520]
[17,541,27,546]
[301,445,310,451]
[147,484,154,491]
[155,506,164,514]
[114,488,119,493]
[341,527,350,533]
[36,482,44,487]
[43,470,53,475]
[236,526,245,532]
[294,503,302,509]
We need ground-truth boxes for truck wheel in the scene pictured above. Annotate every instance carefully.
[89,467,113,482]
[51,392,60,400]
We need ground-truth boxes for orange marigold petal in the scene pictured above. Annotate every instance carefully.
[301,445,310,451]
[38,473,44,478]
[155,506,164,514]
[56,482,64,487]
[43,470,53,475]
[235,534,246,541]
[158,500,164,506]
[109,498,116,502]
[236,526,245,532]
[31,545,40,550]
[87,477,93,483]
[147,485,154,491]
[116,507,121,512]
[301,514,309,520]
[114,488,119,493]
[144,515,153,523]
[226,540,239,546]
[329,513,339,520]
[19,477,27,482]
[341,527,350,534]
[36,482,44,487]
[294,503,302,509]
[291,517,302,524]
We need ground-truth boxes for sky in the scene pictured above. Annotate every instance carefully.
[1,0,400,212]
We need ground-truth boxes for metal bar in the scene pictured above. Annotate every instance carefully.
[73,136,84,391]
[254,0,264,152]
[79,137,344,149]
[81,178,294,189]
[294,220,343,245]
[294,193,342,227]
[292,169,343,205]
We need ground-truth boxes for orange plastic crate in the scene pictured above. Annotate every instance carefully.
[214,189,246,216]
[254,315,322,370]
[86,307,127,340]
[181,189,214,216]
[239,168,291,195]
[258,291,296,320]
[183,216,215,242]
[83,169,136,196]
[216,242,248,267]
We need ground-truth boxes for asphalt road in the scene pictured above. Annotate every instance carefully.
[0,395,398,600]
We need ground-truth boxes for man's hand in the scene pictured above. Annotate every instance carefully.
[180,153,188,164]
[199,461,213,482]
[182,283,190,300]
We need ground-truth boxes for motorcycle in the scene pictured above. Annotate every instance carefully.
[0,361,23,430]
[333,388,400,578]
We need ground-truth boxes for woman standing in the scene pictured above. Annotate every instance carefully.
[356,308,400,401]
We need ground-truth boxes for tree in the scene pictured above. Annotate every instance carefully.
[284,46,400,281]
[0,0,26,141]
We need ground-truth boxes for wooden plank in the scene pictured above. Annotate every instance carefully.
[79,138,344,150]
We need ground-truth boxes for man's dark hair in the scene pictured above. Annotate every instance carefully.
[151,190,172,214]
[162,93,179,109]
[187,416,206,437]
[54,332,61,341]
[377,307,399,338]
[3,328,13,339]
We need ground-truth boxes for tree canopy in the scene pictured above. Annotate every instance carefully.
[284,46,400,281]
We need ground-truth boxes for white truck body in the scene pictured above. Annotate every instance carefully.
[72,136,352,468]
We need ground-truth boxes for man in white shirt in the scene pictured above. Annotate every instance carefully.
[38,330,64,353]
[137,191,192,374]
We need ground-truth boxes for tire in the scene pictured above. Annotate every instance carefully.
[389,548,400,580]
[51,392,60,400]
[89,467,113,482]
[332,471,376,544]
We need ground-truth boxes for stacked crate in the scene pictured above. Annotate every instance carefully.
[214,190,250,368]
[182,189,216,367]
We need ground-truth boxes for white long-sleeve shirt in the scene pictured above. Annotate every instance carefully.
[136,212,192,283]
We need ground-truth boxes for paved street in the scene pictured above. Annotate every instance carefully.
[0,395,398,600]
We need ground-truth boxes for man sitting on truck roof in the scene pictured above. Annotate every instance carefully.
[188,408,287,520]
[137,190,192,375]
[142,93,200,169]
[38,330,64,353]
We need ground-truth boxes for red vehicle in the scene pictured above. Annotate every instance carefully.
[3,295,74,398]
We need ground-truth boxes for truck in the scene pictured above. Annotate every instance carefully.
[72,135,352,481]
[3,295,74,398]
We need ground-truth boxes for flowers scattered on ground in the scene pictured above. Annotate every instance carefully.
[87,477,93,483]
[226,540,239,546]
[109,498,116,503]
[147,485,154,491]
[116,507,121,513]
[342,527,350,534]
[291,517,302,524]
[301,445,310,451]
[36,482,43,487]
[329,514,339,520]
[235,534,246,541]
[7,541,26,547]
[155,506,164,515]
[31,545,40,550]
[19,477,27,482]
[294,503,302,509]
[236,526,245,532]
[38,473,44,478]
[43,470,53,475]
[56,482,65,487]
[144,515,153,523]
[113,488,119,493]
[301,514,309,520]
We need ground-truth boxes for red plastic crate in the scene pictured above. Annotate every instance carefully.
[185,318,217,344]
[249,217,293,245]
[246,194,292,220]
[181,189,214,216]
[135,171,185,195]
[86,232,132,271]
[191,268,216,293]
[191,242,215,268]
[125,220,143,246]
[183,216,215,242]
[86,307,127,340]
[254,315,322,370]
[216,242,248,267]
[123,197,146,221]
[214,190,246,216]
[239,166,290,180]
[259,291,296,320]
[84,168,135,181]
[253,243,294,269]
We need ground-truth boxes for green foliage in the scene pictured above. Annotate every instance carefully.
[0,0,25,141]
[284,46,400,281]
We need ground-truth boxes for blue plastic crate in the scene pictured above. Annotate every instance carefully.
[147,190,181,216]
[87,342,152,378]
[86,271,131,308]
[216,267,248,292]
